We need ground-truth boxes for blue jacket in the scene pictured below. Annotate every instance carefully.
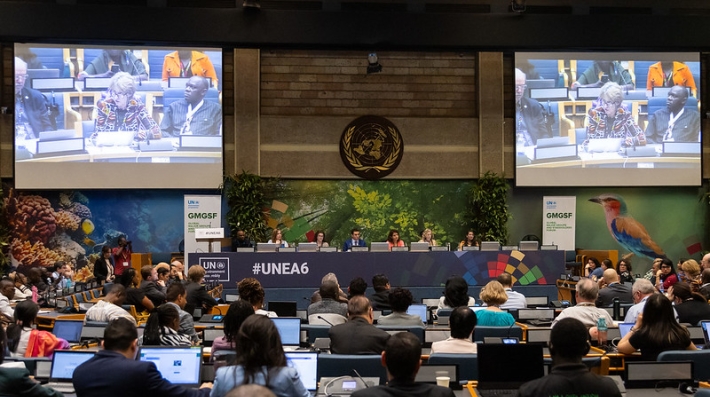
[342,238,367,252]
[211,365,310,397]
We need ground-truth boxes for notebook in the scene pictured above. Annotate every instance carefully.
[93,131,135,147]
[285,351,319,394]
[46,350,96,393]
[406,303,428,324]
[52,320,84,343]
[476,344,544,396]
[268,301,298,318]
[138,346,203,387]
[272,317,302,348]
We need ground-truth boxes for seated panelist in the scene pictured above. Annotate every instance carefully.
[646,61,697,97]
[162,50,219,89]
[160,76,222,137]
[14,57,52,140]
[515,68,550,147]
[78,49,147,81]
[571,60,634,91]
[645,85,700,144]
[94,72,160,142]
[585,82,645,147]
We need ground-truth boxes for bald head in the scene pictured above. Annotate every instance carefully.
[702,253,710,270]
[347,295,372,322]
[0,280,14,299]
[602,268,619,284]
[575,278,598,302]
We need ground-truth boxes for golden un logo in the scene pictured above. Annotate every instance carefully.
[339,116,404,179]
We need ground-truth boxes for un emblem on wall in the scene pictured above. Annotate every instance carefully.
[340,116,404,179]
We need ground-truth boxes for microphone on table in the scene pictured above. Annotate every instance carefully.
[317,316,334,327]
[352,369,370,388]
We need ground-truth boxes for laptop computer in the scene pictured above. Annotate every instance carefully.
[625,361,694,389]
[410,242,430,252]
[272,317,302,349]
[203,328,223,347]
[370,242,390,252]
[52,320,84,344]
[93,131,136,147]
[285,351,319,396]
[406,303,428,324]
[476,344,544,396]
[268,301,298,317]
[517,308,555,326]
[138,346,203,387]
[298,243,318,252]
[480,241,501,251]
[617,322,634,339]
[525,296,549,308]
[700,320,710,346]
[46,350,96,393]
[256,243,278,252]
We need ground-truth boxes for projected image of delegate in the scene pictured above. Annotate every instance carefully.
[13,44,223,189]
[515,52,701,187]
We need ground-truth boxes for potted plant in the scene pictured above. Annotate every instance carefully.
[466,171,511,245]
[221,171,281,243]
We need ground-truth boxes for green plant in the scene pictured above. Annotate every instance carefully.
[466,171,510,244]
[0,187,10,274]
[221,171,281,243]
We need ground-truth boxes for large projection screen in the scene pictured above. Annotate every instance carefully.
[515,52,701,187]
[14,43,223,189]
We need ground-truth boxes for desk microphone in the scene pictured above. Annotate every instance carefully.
[317,316,334,327]
[352,369,370,388]
[506,320,517,338]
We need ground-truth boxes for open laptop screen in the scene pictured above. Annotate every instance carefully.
[272,317,301,346]
[406,304,427,324]
[138,346,203,387]
[50,350,96,381]
[285,352,318,391]
[52,320,84,343]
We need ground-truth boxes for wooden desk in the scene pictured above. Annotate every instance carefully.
[556,279,577,301]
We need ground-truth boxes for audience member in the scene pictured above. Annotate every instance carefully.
[458,229,479,250]
[225,385,276,397]
[73,318,211,397]
[348,277,368,298]
[699,268,710,300]
[617,259,634,284]
[369,274,392,310]
[378,287,425,327]
[584,257,603,280]
[668,282,710,325]
[477,280,515,326]
[624,278,677,324]
[518,318,621,397]
[50,262,64,283]
[14,57,52,140]
[140,265,166,307]
[10,271,31,301]
[386,229,405,249]
[310,273,348,303]
[655,258,678,292]
[161,76,221,137]
[143,304,191,346]
[680,259,702,287]
[185,265,217,316]
[595,269,633,307]
[211,300,254,353]
[93,245,114,282]
[702,253,710,270]
[118,268,154,313]
[0,323,63,397]
[155,266,170,290]
[646,61,697,97]
[0,280,15,320]
[307,280,348,319]
[552,278,614,329]
[497,273,526,310]
[644,258,662,285]
[600,259,613,272]
[7,300,68,357]
[26,268,48,293]
[646,85,700,144]
[170,260,185,282]
[617,294,695,360]
[93,73,160,141]
[56,263,74,291]
[165,283,199,343]
[437,275,476,314]
[161,50,218,88]
[329,296,390,355]
[211,315,310,397]
[418,228,437,246]
[112,236,132,277]
[430,306,477,354]
[231,228,253,250]
[352,332,455,397]
[237,277,276,317]
[78,49,147,80]
[85,284,136,325]
[342,228,367,251]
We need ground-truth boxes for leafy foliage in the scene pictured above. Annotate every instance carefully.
[0,187,9,273]
[466,171,510,245]
[221,172,281,243]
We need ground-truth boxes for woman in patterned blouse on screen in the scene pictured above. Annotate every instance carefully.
[94,72,160,141]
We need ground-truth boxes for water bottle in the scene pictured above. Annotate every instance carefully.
[612,297,620,321]
[31,286,38,303]
[597,316,608,346]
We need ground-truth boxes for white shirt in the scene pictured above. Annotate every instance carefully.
[500,288,527,310]
[0,294,14,318]
[551,302,615,328]
[431,337,477,354]
[623,295,679,324]
[86,300,136,324]
[437,296,476,314]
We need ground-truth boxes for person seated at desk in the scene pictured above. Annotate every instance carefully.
[699,268,710,301]
[7,300,68,357]
[624,279,678,324]
[85,284,136,325]
[231,228,253,250]
[377,287,425,327]
[617,293,696,360]
[645,85,700,144]
[595,269,633,307]
[497,272,526,310]
[679,259,702,287]
[584,257,603,281]
[185,265,217,316]
[118,268,154,313]
[352,332,455,397]
[644,257,662,285]
[647,61,697,98]
[617,258,634,284]
[142,304,192,346]
[477,280,515,326]
[165,283,199,344]
[94,72,160,142]
[170,260,185,282]
[162,50,218,89]
[437,275,476,314]
[369,274,392,311]
[9,271,31,301]
[77,49,147,81]
[160,76,222,137]
[668,282,710,326]
[14,57,52,140]
[348,277,367,299]
[0,279,15,321]
[343,227,366,251]
[585,82,646,148]
[72,318,212,397]
[386,229,405,250]
[26,267,48,294]
[227,385,276,397]
[0,324,64,397]
[551,278,615,331]
[140,265,166,308]
[514,68,550,147]
[571,60,634,91]
[418,228,437,247]
[211,300,254,353]
[458,229,479,250]
[518,318,622,397]
[307,280,348,319]
[267,228,289,248]
[655,258,679,293]
[237,277,275,317]
[430,306,477,354]
[312,230,329,248]
[329,296,390,355]
[310,272,348,304]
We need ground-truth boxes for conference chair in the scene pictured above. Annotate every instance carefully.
[317,355,387,385]
[308,313,347,326]
[428,353,478,382]
[657,350,710,381]
[473,325,523,342]
[302,324,331,344]
[376,325,425,344]
[543,356,610,375]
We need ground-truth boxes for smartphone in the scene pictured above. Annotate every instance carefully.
[111,64,120,73]
[600,74,609,83]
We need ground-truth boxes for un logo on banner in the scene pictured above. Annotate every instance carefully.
[340,116,404,179]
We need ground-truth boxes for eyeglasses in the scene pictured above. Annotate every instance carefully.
[600,99,621,108]
[15,74,28,81]
[110,91,131,99]
[515,84,527,92]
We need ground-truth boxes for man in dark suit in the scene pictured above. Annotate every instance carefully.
[596,269,633,307]
[72,318,211,397]
[352,332,454,397]
[15,57,52,139]
[342,228,367,251]
[160,76,222,137]
[329,296,390,354]
[645,85,700,143]
[699,269,710,300]
[369,274,391,310]
[515,68,550,147]
[140,265,166,307]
